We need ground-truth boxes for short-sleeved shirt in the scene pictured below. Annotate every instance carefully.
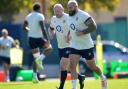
[25,11,45,38]
[50,13,69,48]
[0,36,14,58]
[68,9,94,50]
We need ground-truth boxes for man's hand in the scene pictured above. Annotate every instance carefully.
[65,31,71,43]
[23,20,29,32]
[76,30,84,36]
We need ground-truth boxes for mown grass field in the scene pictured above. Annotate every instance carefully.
[0,78,128,89]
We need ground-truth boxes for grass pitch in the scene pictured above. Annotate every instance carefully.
[0,78,128,89]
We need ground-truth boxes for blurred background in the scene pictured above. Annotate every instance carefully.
[0,0,128,81]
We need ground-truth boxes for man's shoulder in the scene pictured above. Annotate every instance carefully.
[63,13,69,19]
[26,12,33,17]
[37,13,44,17]
[7,36,14,40]
[27,12,44,18]
[51,15,57,21]
[78,9,90,16]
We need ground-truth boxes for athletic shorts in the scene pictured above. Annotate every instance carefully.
[28,37,47,49]
[70,47,94,60]
[0,56,10,65]
[58,47,70,59]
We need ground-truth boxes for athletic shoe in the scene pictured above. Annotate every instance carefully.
[33,75,39,83]
[35,58,43,71]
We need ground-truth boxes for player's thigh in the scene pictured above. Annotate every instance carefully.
[28,37,40,53]
[39,38,50,49]
[69,54,80,68]
[59,48,70,69]
[81,48,96,68]
[86,59,97,69]
[0,56,10,65]
[60,57,70,70]
[69,48,81,67]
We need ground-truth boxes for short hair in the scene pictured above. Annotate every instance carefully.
[68,0,78,6]
[33,3,41,11]
[2,28,8,34]
[54,3,64,10]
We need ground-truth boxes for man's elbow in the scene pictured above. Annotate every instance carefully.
[91,25,96,32]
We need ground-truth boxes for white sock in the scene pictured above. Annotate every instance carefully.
[6,75,10,80]
[72,80,77,89]
[33,73,37,76]
[39,54,46,61]
[100,74,106,80]
[33,52,40,59]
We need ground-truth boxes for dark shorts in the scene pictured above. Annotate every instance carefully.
[0,56,10,65]
[58,48,70,59]
[28,37,47,49]
[70,47,94,60]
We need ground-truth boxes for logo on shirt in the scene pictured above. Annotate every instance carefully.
[56,25,63,33]
[70,23,75,30]
[66,50,70,54]
[88,52,92,56]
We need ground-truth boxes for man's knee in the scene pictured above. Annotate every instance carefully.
[87,64,98,71]
[44,46,52,56]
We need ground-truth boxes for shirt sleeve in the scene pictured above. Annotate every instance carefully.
[38,14,45,21]
[82,12,91,22]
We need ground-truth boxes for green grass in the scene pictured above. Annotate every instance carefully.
[0,78,128,89]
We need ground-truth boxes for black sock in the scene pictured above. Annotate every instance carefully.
[78,73,85,83]
[78,73,82,80]
[59,70,67,89]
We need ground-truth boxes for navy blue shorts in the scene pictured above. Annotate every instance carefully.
[28,37,47,49]
[70,47,94,60]
[58,48,70,59]
[0,56,10,65]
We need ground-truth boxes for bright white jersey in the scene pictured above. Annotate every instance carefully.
[0,36,14,57]
[68,9,94,50]
[50,13,69,48]
[25,11,45,38]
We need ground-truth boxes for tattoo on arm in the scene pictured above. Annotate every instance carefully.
[82,17,96,34]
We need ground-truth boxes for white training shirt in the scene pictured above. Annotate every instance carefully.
[0,36,14,57]
[68,9,94,50]
[25,11,45,38]
[50,13,70,48]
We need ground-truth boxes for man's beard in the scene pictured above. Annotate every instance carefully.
[69,10,76,16]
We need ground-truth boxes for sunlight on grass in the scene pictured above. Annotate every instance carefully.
[0,79,128,89]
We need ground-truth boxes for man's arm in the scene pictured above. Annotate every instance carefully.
[48,27,55,39]
[23,20,30,32]
[76,17,96,36]
[83,17,96,33]
[39,21,49,41]
[65,31,71,43]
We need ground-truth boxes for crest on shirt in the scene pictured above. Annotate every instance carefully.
[66,50,70,54]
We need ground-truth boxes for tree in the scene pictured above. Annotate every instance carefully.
[0,0,33,23]
[78,0,120,12]
[49,0,120,13]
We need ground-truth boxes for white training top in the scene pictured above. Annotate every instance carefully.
[25,11,45,38]
[50,13,70,48]
[0,36,14,57]
[68,9,94,50]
